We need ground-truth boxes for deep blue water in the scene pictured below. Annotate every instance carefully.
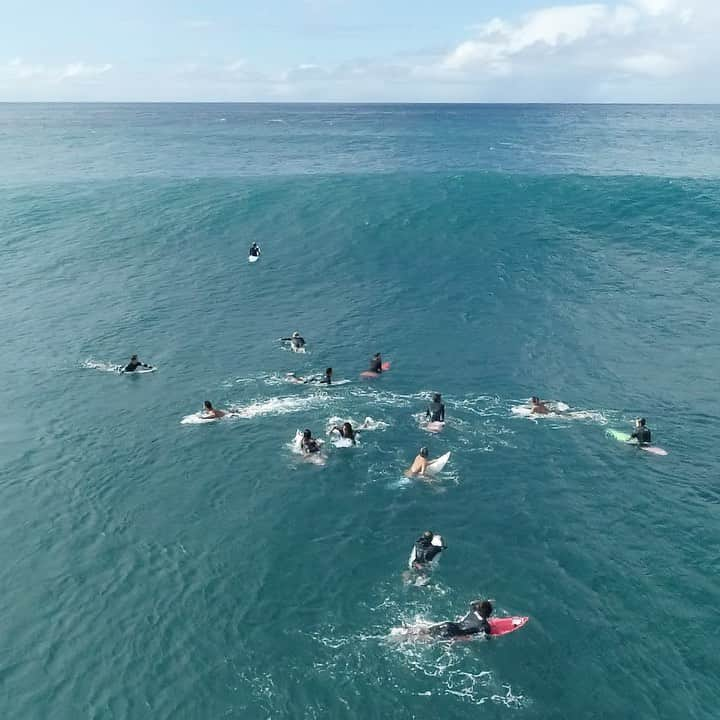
[1,104,719,719]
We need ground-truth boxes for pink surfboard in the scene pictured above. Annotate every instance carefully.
[488,616,529,636]
[360,361,391,378]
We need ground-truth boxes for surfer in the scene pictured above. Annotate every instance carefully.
[121,354,153,373]
[426,600,493,639]
[287,367,332,385]
[426,393,445,422]
[411,530,446,571]
[530,396,550,414]
[300,428,321,454]
[281,332,305,351]
[202,400,226,419]
[249,242,261,257]
[406,447,430,476]
[630,417,652,445]
[369,353,383,374]
[330,421,356,445]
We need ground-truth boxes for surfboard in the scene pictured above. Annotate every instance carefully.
[488,616,529,636]
[425,451,451,476]
[607,429,668,455]
[180,413,219,425]
[122,366,156,374]
[360,361,391,378]
[248,255,259,263]
[424,420,445,433]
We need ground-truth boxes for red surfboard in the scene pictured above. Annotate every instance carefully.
[360,361,391,378]
[488,616,529,636]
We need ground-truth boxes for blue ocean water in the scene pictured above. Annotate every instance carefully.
[1,103,719,719]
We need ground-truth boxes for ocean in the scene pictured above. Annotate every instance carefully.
[1,103,719,719]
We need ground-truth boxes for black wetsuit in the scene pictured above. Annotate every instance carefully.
[631,426,652,445]
[427,401,445,422]
[301,438,320,454]
[282,336,305,350]
[370,357,382,373]
[249,245,260,257]
[413,536,443,567]
[123,360,150,373]
[428,610,491,639]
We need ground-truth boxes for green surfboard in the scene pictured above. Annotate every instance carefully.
[607,428,632,442]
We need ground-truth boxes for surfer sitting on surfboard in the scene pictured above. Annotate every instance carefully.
[300,428,321,454]
[281,332,305,351]
[369,353,383,374]
[121,354,153,373]
[426,393,445,423]
[248,242,260,257]
[411,530,446,571]
[427,600,493,639]
[530,396,550,414]
[630,417,651,445]
[406,447,430,476]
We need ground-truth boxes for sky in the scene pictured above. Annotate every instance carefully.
[0,0,717,102]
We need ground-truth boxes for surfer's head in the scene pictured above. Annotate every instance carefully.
[531,396,539,404]
[303,428,312,440]
[325,367,333,376]
[204,400,213,410]
[292,331,300,338]
[374,352,381,358]
[419,446,429,458]
[636,417,646,427]
[131,354,138,361]
[342,422,353,435]
[432,392,441,403]
[422,530,433,541]
[473,599,493,618]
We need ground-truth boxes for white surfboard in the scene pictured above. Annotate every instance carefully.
[425,452,451,476]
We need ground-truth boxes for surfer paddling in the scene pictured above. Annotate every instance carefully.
[425,600,493,639]
[530,396,550,414]
[202,400,226,419]
[410,530,446,571]
[329,421,356,445]
[248,242,261,258]
[121,354,153,373]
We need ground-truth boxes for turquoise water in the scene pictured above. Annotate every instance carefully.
[1,104,719,718]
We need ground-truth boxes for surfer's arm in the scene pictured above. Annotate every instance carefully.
[440,406,445,421]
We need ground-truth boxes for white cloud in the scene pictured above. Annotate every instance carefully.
[618,52,680,76]
[3,58,112,83]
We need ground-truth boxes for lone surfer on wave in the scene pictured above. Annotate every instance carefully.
[369,352,383,374]
[300,428,321,454]
[329,421,356,445]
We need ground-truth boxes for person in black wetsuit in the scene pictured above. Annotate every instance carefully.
[428,600,493,639]
[426,393,445,423]
[249,242,261,257]
[369,353,383,374]
[300,428,321,454]
[281,332,305,351]
[630,417,652,445]
[411,530,446,571]
[122,354,153,373]
[288,367,332,385]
